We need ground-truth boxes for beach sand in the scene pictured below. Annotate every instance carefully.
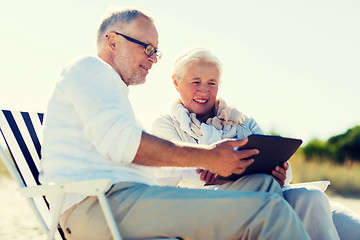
[1,176,359,239]
[0,177,45,240]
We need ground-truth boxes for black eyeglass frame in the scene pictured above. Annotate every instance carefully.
[106,31,162,60]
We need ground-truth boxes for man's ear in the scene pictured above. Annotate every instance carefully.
[106,32,117,50]
[172,75,179,92]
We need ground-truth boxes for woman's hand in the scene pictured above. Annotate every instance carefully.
[271,162,289,188]
[196,169,231,185]
[196,169,217,184]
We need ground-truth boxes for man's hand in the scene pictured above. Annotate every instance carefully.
[133,133,257,178]
[271,162,289,188]
[203,138,259,178]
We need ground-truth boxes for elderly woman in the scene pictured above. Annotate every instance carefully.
[152,48,360,240]
[153,48,290,188]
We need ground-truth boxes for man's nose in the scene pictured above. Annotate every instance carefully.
[148,54,158,63]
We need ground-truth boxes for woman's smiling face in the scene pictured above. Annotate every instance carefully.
[173,59,220,122]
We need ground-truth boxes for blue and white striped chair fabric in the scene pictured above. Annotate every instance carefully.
[0,110,44,186]
[0,110,60,238]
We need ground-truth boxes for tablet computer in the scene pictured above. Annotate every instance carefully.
[216,134,302,181]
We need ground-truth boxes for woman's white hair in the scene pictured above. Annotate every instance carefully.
[173,48,223,82]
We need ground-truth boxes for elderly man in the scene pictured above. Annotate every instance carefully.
[39,9,310,240]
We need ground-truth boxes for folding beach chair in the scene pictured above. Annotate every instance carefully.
[0,110,176,240]
[0,109,121,240]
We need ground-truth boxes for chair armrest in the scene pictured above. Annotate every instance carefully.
[18,179,113,198]
[284,180,331,192]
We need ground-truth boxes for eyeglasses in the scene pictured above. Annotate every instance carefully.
[106,31,162,60]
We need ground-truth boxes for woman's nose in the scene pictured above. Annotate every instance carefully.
[198,84,209,93]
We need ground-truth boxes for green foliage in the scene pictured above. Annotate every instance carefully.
[303,126,360,163]
[303,139,331,161]
[328,126,360,162]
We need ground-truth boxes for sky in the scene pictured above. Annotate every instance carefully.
[0,0,359,144]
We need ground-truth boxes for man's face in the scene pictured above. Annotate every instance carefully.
[174,59,220,122]
[112,17,159,86]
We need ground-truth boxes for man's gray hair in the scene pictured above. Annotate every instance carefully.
[173,48,223,82]
[97,8,153,43]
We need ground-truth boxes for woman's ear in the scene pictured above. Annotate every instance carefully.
[172,75,179,92]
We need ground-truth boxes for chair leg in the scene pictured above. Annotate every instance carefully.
[47,195,65,240]
[98,193,122,240]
